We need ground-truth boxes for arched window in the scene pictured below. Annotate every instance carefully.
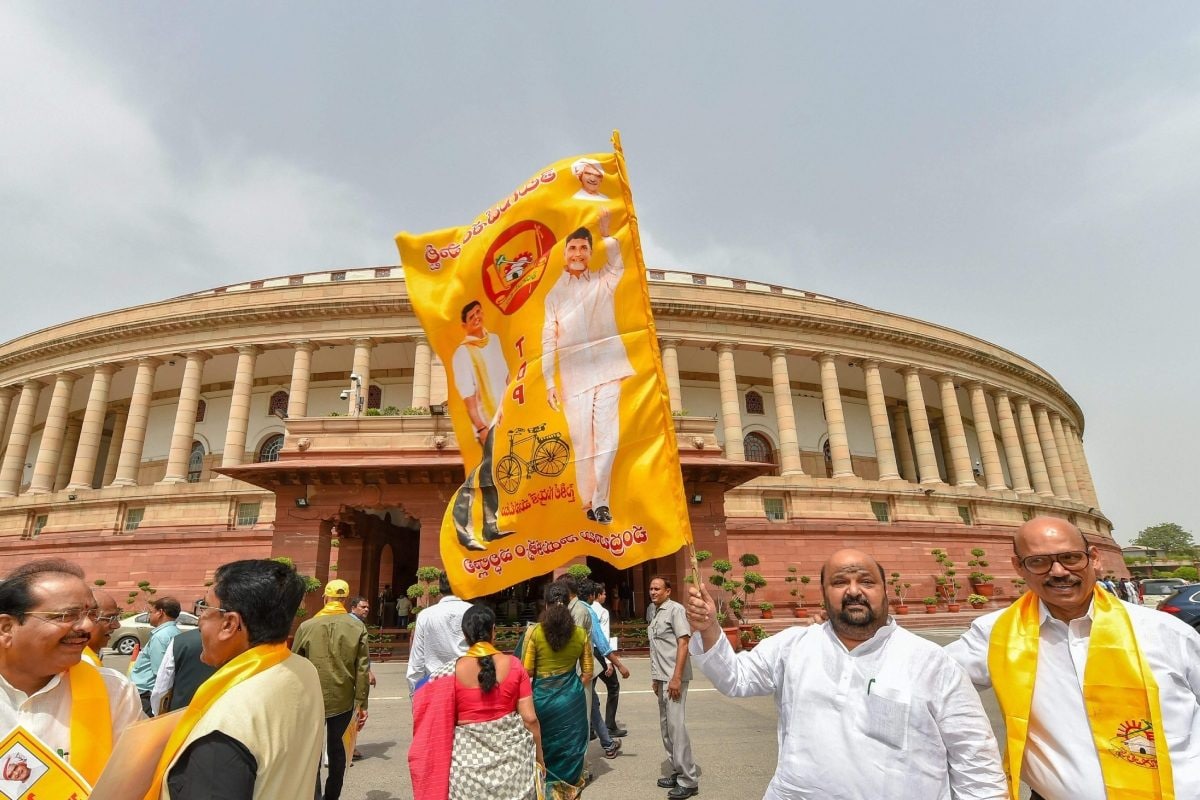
[367,385,382,410]
[195,399,207,423]
[743,432,774,464]
[268,391,289,417]
[257,434,285,463]
[744,391,765,415]
[187,441,205,483]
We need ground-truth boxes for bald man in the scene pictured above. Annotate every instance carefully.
[686,549,1006,799]
[84,588,121,665]
[946,517,1200,800]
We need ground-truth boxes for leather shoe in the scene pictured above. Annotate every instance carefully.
[667,786,699,799]
[656,774,680,789]
[594,506,613,525]
[456,531,486,551]
[586,508,596,521]
[608,727,628,737]
[482,527,514,542]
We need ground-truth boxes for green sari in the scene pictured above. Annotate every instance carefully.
[519,625,591,799]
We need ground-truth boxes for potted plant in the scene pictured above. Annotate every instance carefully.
[922,596,939,614]
[888,572,912,615]
[704,557,742,649]
[968,548,994,597]
[723,553,767,626]
[785,566,811,618]
[931,549,962,606]
[759,601,774,620]
[967,593,988,609]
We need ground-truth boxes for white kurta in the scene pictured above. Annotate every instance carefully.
[451,333,508,423]
[690,620,1007,800]
[946,598,1200,800]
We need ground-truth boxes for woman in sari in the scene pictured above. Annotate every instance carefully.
[410,604,543,800]
[522,582,593,800]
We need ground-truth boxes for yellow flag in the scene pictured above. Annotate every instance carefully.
[0,726,92,799]
[396,135,692,599]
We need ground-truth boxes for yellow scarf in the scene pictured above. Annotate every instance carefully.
[81,646,100,667]
[144,642,291,800]
[315,600,347,618]
[67,660,113,786]
[466,642,502,659]
[463,335,498,421]
[988,587,1173,800]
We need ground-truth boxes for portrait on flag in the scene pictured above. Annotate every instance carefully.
[397,144,691,598]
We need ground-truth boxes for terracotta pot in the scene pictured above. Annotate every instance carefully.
[722,626,741,651]
[761,609,774,619]
[947,603,961,613]
[972,583,994,598]
[970,602,986,610]
[924,604,938,614]
[793,607,809,618]
[895,605,910,615]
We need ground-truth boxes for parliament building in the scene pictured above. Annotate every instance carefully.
[0,267,1118,616]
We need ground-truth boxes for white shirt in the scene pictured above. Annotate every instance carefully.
[691,620,1007,800]
[450,333,508,423]
[541,235,634,396]
[405,595,472,692]
[591,600,611,640]
[946,599,1200,800]
[150,640,177,715]
[0,665,145,765]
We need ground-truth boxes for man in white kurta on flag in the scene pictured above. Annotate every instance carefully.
[541,206,633,526]
[449,299,513,550]
[685,549,1008,800]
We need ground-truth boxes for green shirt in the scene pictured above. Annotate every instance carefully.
[291,612,370,716]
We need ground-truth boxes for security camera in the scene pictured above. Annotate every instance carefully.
[339,390,350,400]
[350,373,361,383]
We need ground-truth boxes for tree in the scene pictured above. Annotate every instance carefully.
[1132,523,1196,555]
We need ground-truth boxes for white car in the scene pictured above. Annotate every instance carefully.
[1140,578,1188,609]
[109,611,199,656]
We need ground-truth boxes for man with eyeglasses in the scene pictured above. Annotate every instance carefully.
[946,516,1200,800]
[0,558,144,787]
[146,558,324,800]
[83,588,122,665]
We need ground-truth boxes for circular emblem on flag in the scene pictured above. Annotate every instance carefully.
[482,220,555,315]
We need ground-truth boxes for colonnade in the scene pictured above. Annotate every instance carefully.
[0,337,1099,512]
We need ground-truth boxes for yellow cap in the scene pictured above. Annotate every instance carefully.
[324,579,350,598]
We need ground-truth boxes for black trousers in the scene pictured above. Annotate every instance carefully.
[594,667,621,730]
[452,427,501,538]
[321,709,354,800]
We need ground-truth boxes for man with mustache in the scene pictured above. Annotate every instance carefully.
[0,559,144,787]
[685,549,1006,799]
[83,588,122,665]
[946,517,1200,800]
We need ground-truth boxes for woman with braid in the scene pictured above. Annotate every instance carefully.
[521,582,593,799]
[410,604,542,800]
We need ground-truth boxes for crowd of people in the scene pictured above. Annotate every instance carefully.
[0,515,1198,799]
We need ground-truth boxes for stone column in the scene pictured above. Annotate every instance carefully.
[429,353,448,406]
[67,364,117,490]
[1049,412,1082,502]
[965,382,1006,491]
[101,407,128,487]
[716,343,744,461]
[1014,396,1053,497]
[0,381,43,496]
[0,387,16,453]
[219,346,260,470]
[53,419,82,491]
[349,338,373,415]
[160,352,209,484]
[817,353,854,478]
[287,341,315,418]
[411,338,433,410]
[861,361,899,480]
[1033,404,1071,500]
[992,390,1032,493]
[902,367,942,485]
[937,374,976,487]
[660,339,683,414]
[28,372,79,494]
[891,407,917,482]
[768,347,804,475]
[112,358,162,487]
[1068,425,1100,506]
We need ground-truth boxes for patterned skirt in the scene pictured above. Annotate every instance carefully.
[449,711,540,800]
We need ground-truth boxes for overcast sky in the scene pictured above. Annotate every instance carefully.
[4,3,1198,544]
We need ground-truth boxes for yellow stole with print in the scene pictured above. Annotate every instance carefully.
[988,587,1174,800]
[463,335,498,421]
[143,642,291,800]
[67,659,113,786]
[81,646,101,667]
[315,601,347,618]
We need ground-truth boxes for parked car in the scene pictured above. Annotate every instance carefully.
[1139,578,1188,608]
[109,611,199,656]
[1157,584,1200,631]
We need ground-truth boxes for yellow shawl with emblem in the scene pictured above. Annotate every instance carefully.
[988,586,1173,800]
